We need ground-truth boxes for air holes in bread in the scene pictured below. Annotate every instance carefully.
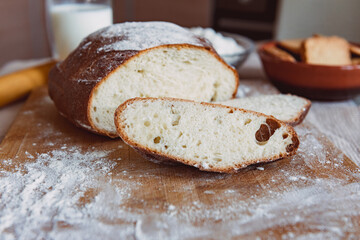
[170,105,178,114]
[183,60,191,64]
[255,118,281,144]
[286,136,300,153]
[172,115,181,126]
[95,117,100,123]
[266,118,281,135]
[214,116,222,124]
[137,69,144,73]
[93,107,97,112]
[245,119,251,125]
[153,136,161,144]
[255,124,270,143]
[144,121,150,127]
[228,109,234,114]
[283,133,289,139]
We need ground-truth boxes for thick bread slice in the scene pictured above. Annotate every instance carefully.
[352,58,360,65]
[350,44,360,56]
[48,21,238,138]
[115,98,299,173]
[219,94,311,126]
[263,46,296,62]
[301,36,351,66]
[277,39,303,54]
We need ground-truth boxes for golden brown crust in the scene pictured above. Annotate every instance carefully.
[115,97,300,173]
[352,58,360,65]
[277,39,303,54]
[263,46,296,62]
[350,44,360,56]
[283,95,311,126]
[301,35,351,65]
[48,27,238,138]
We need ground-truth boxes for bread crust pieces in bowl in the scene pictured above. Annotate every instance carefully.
[301,35,351,66]
[48,21,239,137]
[115,97,300,173]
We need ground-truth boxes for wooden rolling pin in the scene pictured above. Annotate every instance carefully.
[0,61,56,108]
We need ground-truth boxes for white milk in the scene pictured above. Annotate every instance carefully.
[50,3,113,60]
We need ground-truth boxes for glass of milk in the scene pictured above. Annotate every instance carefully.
[46,0,113,61]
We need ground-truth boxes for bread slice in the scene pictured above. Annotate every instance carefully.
[219,94,311,126]
[277,39,303,54]
[263,46,296,62]
[352,58,360,65]
[301,35,351,65]
[115,98,299,173]
[49,21,238,138]
[350,44,360,56]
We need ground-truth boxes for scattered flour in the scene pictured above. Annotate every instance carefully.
[0,92,359,239]
[88,22,204,52]
[0,147,140,239]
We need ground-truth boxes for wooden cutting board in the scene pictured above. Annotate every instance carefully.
[1,86,360,239]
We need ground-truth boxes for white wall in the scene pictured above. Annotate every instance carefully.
[275,0,360,41]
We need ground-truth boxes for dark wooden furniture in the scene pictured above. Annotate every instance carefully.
[213,0,279,40]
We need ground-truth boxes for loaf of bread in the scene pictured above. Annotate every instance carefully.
[48,21,239,137]
[115,98,299,173]
[301,36,351,65]
[219,94,311,126]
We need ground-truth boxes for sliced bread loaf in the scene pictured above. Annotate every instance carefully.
[49,21,238,138]
[115,98,299,173]
[219,94,311,126]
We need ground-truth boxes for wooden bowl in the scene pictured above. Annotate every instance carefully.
[258,41,360,100]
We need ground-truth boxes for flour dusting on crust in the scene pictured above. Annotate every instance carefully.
[88,21,206,52]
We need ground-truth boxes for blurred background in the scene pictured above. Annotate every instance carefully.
[1,0,360,67]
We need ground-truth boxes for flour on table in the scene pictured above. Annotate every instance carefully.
[1,92,360,239]
[0,146,139,239]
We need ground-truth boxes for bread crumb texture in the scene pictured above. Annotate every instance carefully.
[302,36,351,65]
[90,46,236,135]
[219,94,310,125]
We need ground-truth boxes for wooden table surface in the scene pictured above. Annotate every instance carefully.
[0,54,360,239]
